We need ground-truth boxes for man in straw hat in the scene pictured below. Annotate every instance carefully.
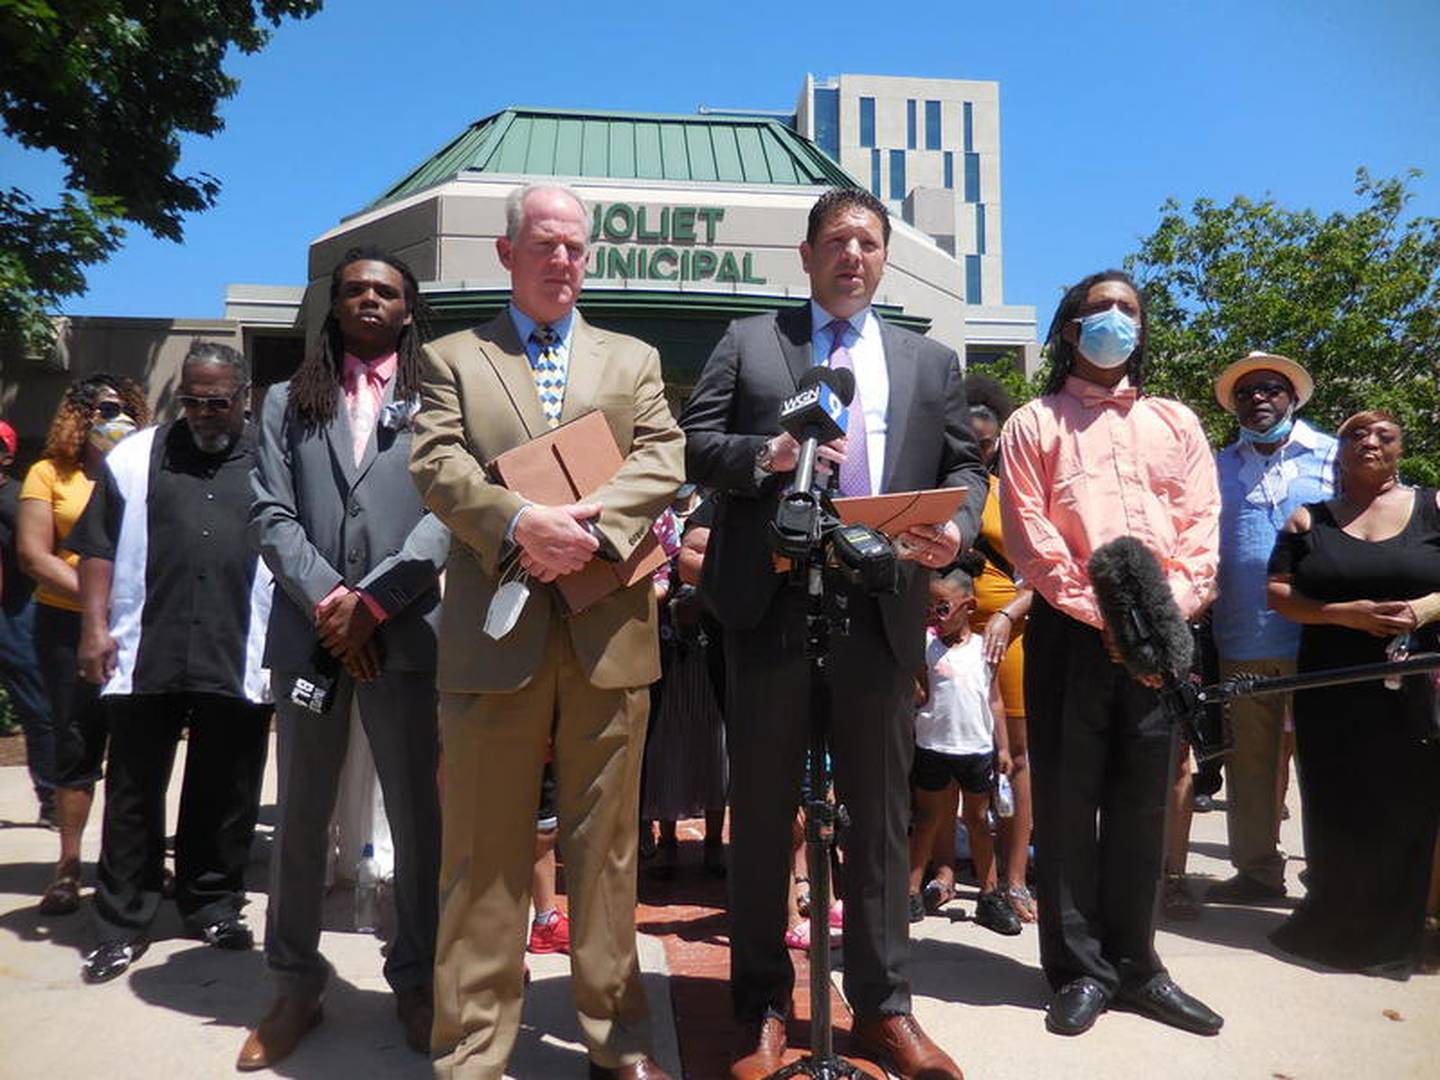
[1208,351,1337,905]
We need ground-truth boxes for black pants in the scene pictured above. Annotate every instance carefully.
[1025,597,1176,994]
[92,693,270,944]
[724,583,914,1021]
[35,604,107,787]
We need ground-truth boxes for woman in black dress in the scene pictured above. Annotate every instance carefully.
[1266,409,1440,977]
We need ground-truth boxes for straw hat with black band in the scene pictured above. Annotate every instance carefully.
[1213,351,1315,413]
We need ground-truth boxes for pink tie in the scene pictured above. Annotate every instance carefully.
[825,319,871,497]
[348,365,382,467]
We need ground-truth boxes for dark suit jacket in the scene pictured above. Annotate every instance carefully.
[680,304,986,669]
[250,378,450,673]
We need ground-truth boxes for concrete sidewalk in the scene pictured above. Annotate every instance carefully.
[0,734,677,1080]
[1,732,1436,1079]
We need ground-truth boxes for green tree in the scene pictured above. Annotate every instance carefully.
[0,0,322,357]
[1127,169,1440,482]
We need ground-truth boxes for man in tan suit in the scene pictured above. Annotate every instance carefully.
[410,184,683,1080]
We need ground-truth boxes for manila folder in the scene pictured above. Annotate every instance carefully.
[486,409,666,613]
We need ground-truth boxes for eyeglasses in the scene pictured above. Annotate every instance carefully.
[1233,381,1290,402]
[93,400,124,420]
[177,386,248,414]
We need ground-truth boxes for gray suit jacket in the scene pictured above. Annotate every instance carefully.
[680,304,987,669]
[250,378,450,673]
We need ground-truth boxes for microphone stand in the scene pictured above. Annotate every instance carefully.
[768,536,862,1080]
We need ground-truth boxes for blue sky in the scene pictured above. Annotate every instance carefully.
[4,0,1437,337]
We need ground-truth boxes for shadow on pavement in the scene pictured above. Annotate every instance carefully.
[908,936,1049,1010]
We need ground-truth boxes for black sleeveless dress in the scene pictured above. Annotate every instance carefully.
[1266,488,1440,977]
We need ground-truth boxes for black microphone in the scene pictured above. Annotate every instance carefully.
[1088,536,1194,681]
[778,366,855,496]
[1089,537,1227,758]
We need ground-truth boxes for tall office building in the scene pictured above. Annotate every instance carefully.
[794,73,1038,372]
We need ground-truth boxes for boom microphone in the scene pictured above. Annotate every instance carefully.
[1088,536,1194,681]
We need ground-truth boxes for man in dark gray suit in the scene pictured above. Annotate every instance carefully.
[681,189,985,1080]
[241,247,448,1071]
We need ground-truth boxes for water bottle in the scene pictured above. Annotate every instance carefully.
[1384,632,1413,691]
[995,773,1015,818]
[354,843,381,933]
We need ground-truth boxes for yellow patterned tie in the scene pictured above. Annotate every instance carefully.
[529,325,566,428]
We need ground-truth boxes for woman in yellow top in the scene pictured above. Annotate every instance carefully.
[945,374,1037,923]
[17,373,147,914]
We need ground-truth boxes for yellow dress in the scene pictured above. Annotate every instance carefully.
[968,473,1026,717]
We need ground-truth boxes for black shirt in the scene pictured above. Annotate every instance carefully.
[67,421,269,700]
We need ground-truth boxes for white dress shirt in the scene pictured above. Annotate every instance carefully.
[809,300,889,491]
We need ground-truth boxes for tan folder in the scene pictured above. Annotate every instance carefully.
[831,487,969,536]
[486,410,666,613]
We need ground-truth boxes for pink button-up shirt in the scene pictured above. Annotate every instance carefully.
[999,375,1219,629]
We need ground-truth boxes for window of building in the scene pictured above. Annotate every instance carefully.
[966,255,982,305]
[859,96,876,148]
[870,149,881,197]
[925,100,942,150]
[964,152,980,203]
[906,99,917,150]
[975,203,987,254]
[963,101,974,152]
[889,149,906,201]
[813,86,840,160]
[943,151,954,189]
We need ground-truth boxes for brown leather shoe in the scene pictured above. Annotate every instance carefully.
[236,993,323,1071]
[850,1014,963,1080]
[587,1056,673,1079]
[730,1013,788,1079]
[394,985,433,1055]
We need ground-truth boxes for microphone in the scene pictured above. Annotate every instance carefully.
[778,366,854,496]
[1088,536,1193,681]
[1088,537,1227,759]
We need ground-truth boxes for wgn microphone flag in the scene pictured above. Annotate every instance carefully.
[1088,536,1194,681]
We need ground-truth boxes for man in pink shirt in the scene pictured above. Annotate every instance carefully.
[999,270,1223,1038]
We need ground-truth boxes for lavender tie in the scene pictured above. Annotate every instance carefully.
[824,319,872,497]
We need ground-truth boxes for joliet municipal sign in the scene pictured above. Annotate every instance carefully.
[587,202,767,285]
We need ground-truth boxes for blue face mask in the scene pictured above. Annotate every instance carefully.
[1238,408,1294,445]
[1074,307,1139,369]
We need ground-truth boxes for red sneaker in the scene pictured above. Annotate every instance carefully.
[527,909,570,955]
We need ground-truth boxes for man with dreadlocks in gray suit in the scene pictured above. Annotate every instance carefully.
[241,246,449,1071]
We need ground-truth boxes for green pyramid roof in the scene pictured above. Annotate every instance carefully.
[373,107,859,206]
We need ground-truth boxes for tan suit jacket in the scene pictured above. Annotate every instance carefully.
[410,310,684,693]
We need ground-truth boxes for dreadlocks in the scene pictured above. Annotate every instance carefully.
[1040,269,1148,397]
[287,246,428,429]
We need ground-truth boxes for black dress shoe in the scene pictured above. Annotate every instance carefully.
[1045,977,1109,1035]
[1114,975,1223,1035]
[195,913,254,950]
[82,939,148,983]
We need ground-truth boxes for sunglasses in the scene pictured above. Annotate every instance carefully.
[1233,381,1290,402]
[93,400,125,420]
[177,386,248,414]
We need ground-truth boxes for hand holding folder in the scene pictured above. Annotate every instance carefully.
[486,410,667,613]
